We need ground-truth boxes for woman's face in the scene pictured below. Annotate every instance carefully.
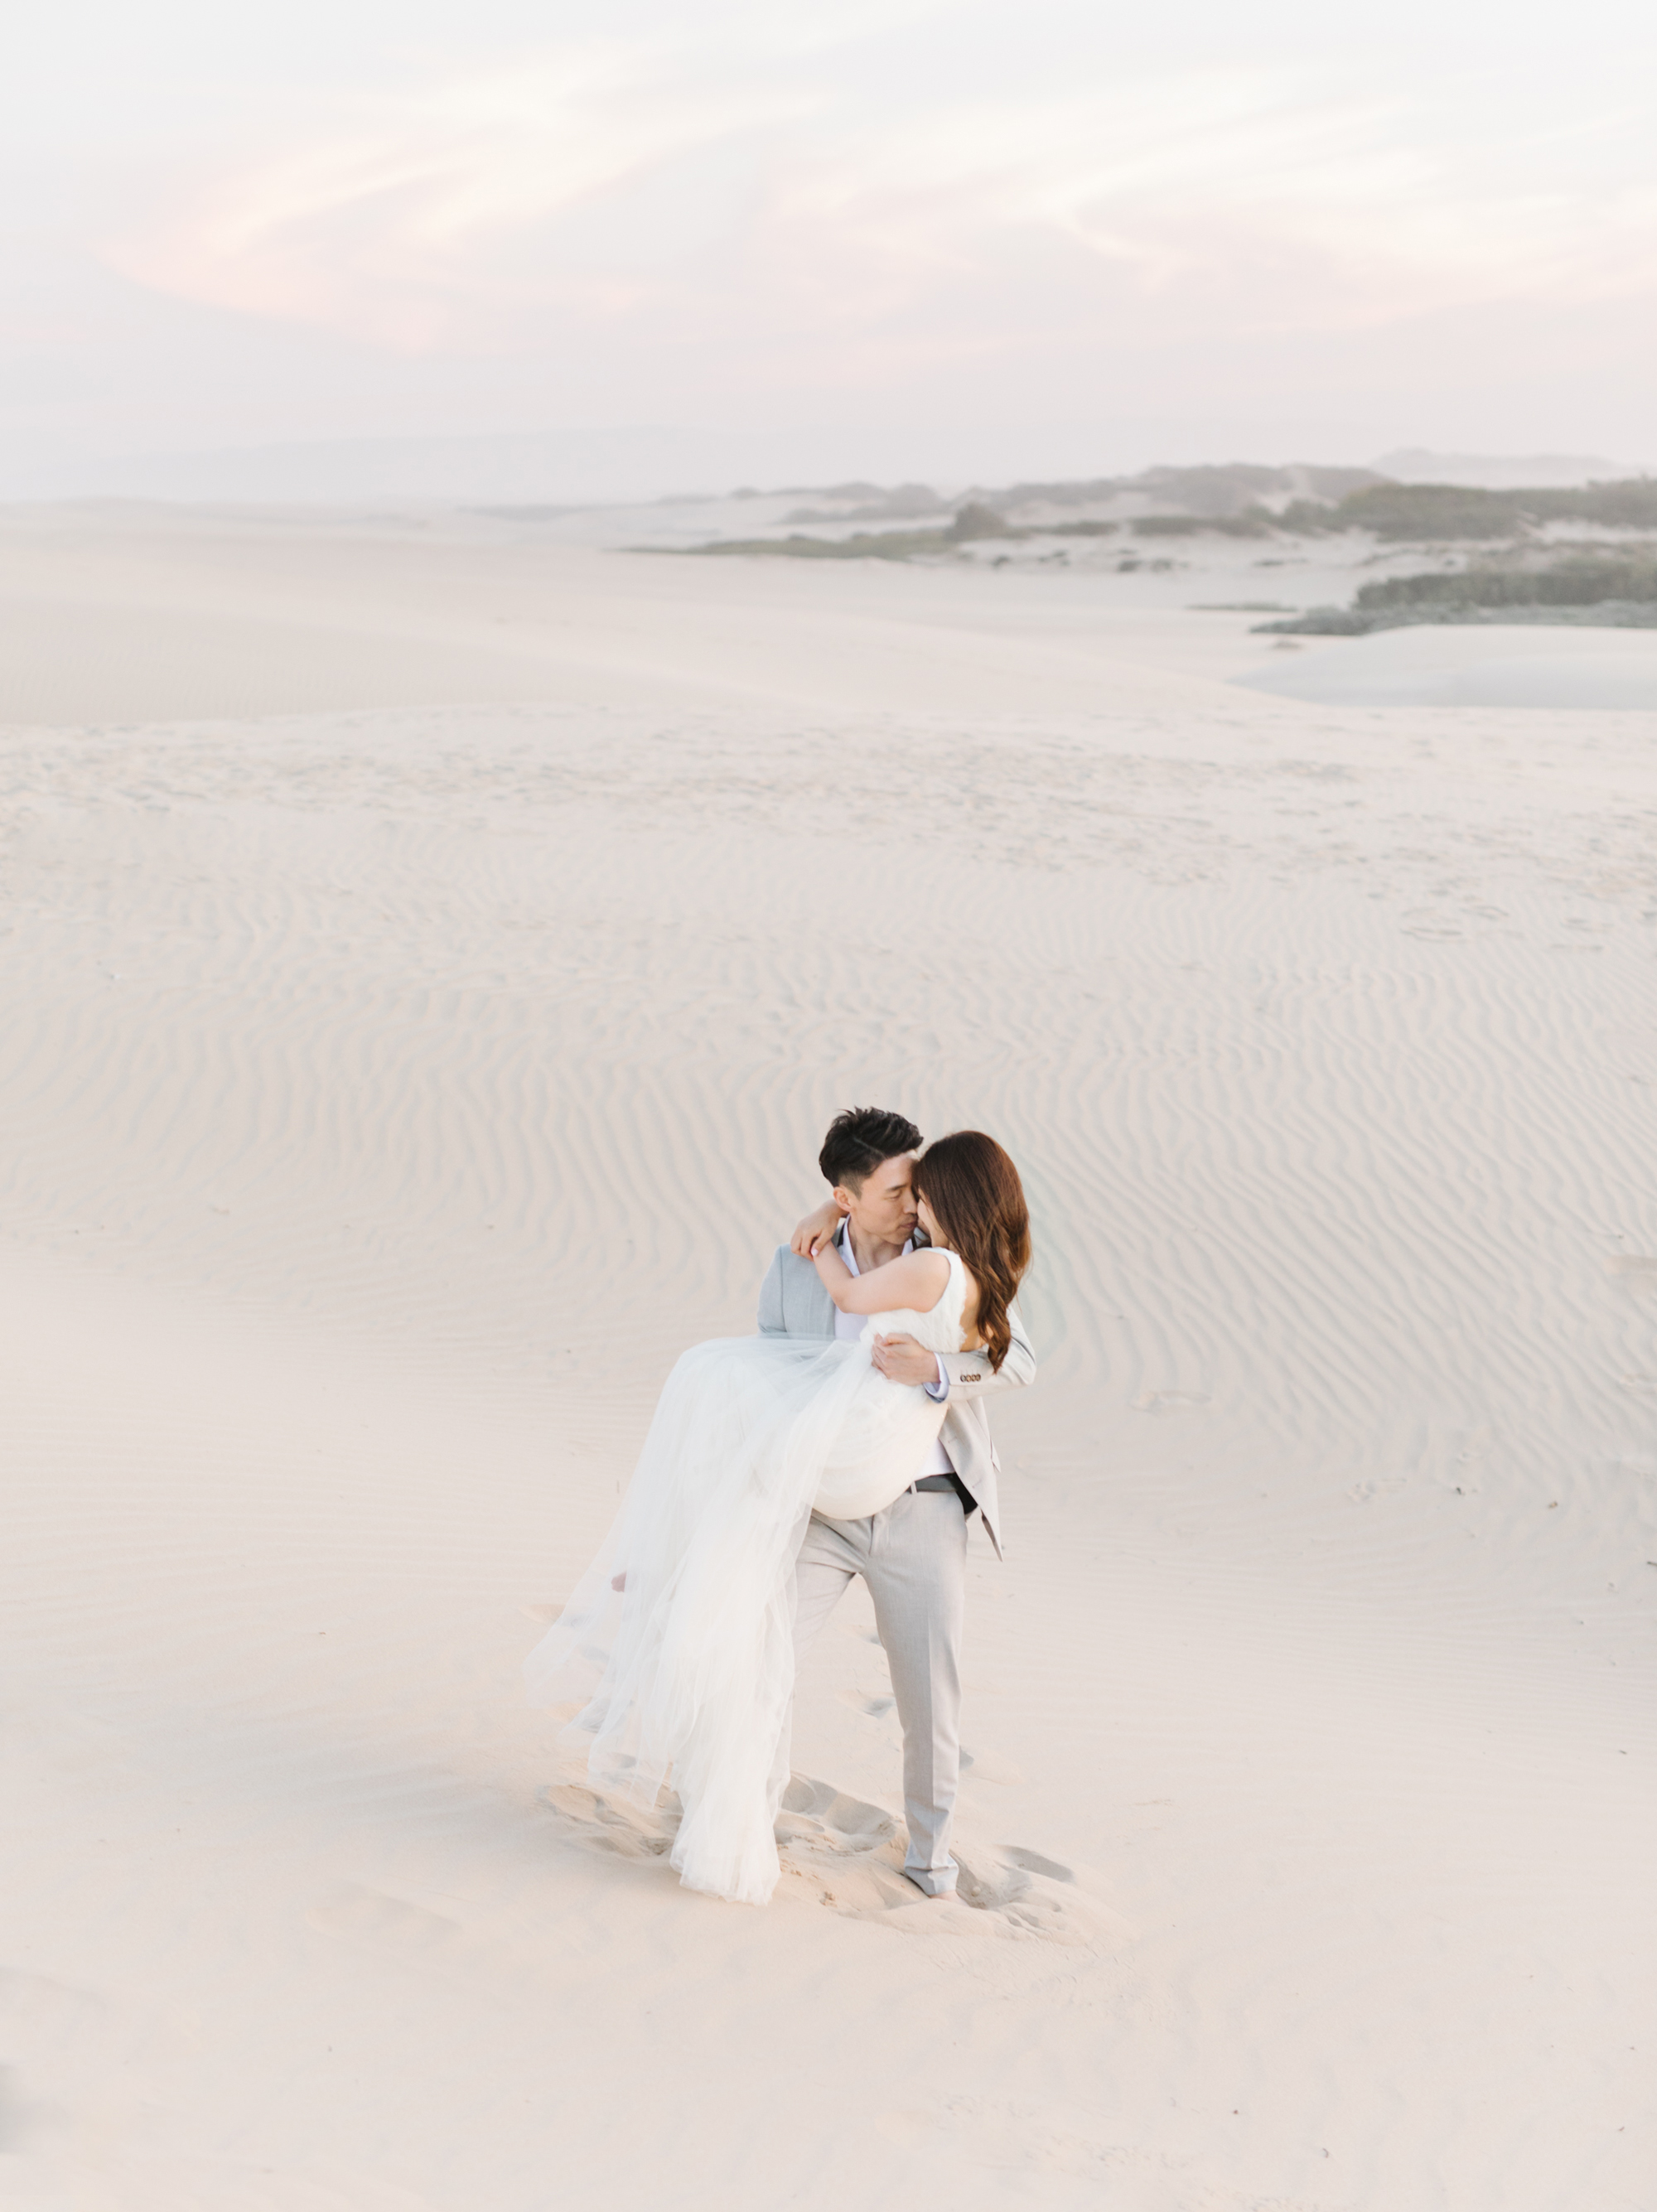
[915,1192,942,1244]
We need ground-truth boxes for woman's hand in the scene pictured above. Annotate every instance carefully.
[790,1196,844,1258]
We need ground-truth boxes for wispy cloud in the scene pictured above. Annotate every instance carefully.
[108,43,816,343]
[7,1,1656,465]
[106,36,1657,363]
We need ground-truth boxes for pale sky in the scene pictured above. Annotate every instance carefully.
[6,0,1655,492]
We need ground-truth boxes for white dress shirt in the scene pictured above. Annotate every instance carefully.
[837,1229,955,1478]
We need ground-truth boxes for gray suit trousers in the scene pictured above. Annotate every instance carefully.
[792,1489,968,1894]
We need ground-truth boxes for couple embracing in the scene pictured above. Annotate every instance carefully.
[525,1108,1036,1906]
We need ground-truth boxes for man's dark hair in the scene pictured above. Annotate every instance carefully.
[819,1106,923,1192]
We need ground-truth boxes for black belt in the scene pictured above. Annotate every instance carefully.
[909,1473,976,1510]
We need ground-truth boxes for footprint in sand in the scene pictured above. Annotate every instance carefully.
[775,1777,1109,1943]
[839,1690,896,1720]
[538,1770,1112,1943]
[541,1782,679,1862]
[777,1773,901,1847]
[775,1777,945,1917]
[951,1849,1073,1932]
[999,1846,1075,1882]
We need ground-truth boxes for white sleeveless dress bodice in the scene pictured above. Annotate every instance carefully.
[524,1250,974,1905]
[813,1247,969,1516]
[853,1246,969,1361]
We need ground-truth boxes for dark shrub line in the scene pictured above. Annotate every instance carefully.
[1278,480,1657,541]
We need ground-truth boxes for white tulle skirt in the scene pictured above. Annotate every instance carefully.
[524,1333,946,1905]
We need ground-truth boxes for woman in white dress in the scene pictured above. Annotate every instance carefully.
[524,1130,1031,1905]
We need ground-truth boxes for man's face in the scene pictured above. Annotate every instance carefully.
[838,1153,918,1246]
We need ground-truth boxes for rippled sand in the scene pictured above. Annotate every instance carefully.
[2,507,1654,2210]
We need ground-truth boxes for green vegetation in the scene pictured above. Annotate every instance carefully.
[1278,478,1657,541]
[671,502,1016,561]
[1257,552,1657,635]
[657,472,1657,571]
[948,503,1015,539]
[676,530,929,559]
[1357,555,1657,610]
[1263,602,1657,635]
[993,462,1379,517]
[1133,510,1272,539]
[672,496,1268,561]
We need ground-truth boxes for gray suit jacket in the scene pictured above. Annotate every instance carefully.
[756,1226,1034,1559]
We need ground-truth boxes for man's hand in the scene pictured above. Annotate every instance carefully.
[871,1332,942,1387]
[790,1195,845,1258]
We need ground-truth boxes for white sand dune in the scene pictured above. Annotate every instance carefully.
[2,508,1654,2210]
[1238,621,1657,708]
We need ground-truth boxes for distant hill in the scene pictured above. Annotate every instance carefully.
[1370,449,1648,491]
[670,469,1657,567]
[971,461,1384,517]
[1283,480,1657,541]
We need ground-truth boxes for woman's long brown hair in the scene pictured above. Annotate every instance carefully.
[911,1131,1031,1371]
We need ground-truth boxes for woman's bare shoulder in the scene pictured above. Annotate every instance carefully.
[893,1247,952,1307]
